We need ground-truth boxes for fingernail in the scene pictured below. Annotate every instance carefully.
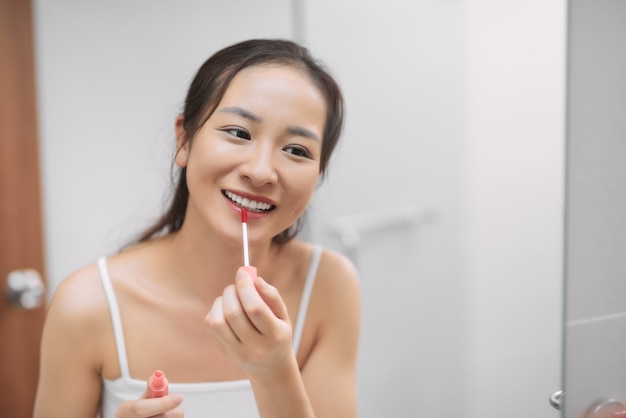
[236,268,249,282]
[171,393,184,404]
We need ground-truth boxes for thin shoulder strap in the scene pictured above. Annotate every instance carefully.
[97,257,131,378]
[292,245,323,355]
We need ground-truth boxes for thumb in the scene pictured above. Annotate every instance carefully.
[139,388,184,404]
[254,276,290,323]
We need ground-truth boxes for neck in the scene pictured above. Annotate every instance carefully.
[158,222,277,296]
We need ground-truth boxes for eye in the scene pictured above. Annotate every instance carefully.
[222,127,251,140]
[284,145,313,159]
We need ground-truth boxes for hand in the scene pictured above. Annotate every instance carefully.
[115,390,184,417]
[206,267,293,373]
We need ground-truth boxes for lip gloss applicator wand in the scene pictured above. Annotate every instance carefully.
[241,208,257,279]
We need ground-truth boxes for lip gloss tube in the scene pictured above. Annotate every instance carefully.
[147,370,169,398]
[241,208,257,279]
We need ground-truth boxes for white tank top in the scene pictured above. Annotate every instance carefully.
[97,245,322,418]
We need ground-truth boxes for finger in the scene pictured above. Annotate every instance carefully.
[235,269,284,334]
[254,276,290,322]
[117,394,183,417]
[162,405,185,417]
[222,281,261,337]
[206,295,242,346]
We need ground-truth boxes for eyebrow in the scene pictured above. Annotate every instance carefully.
[218,106,320,142]
[287,126,320,142]
[218,107,262,123]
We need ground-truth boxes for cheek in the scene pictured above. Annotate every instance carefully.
[187,139,234,175]
[285,167,319,208]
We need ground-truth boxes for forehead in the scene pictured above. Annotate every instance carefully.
[233,63,313,85]
[222,64,324,104]
[215,65,327,132]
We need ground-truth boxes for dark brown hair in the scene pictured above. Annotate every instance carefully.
[135,39,344,245]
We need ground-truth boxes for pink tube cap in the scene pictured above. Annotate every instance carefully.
[147,369,169,398]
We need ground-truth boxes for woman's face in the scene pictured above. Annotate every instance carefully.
[175,64,327,246]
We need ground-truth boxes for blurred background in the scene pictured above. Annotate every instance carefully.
[13,0,568,417]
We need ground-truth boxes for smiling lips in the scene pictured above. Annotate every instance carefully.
[223,190,275,212]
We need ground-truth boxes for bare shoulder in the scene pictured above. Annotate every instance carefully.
[45,261,110,344]
[36,262,112,416]
[316,246,360,295]
[306,245,361,331]
[298,245,360,386]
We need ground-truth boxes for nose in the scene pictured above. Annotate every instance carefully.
[239,142,278,187]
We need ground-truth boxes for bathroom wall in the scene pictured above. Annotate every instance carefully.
[464,1,565,417]
[302,2,468,416]
[304,1,565,417]
[33,1,565,417]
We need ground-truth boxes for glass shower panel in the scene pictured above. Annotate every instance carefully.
[562,1,626,417]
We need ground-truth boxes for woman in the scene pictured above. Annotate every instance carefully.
[34,39,360,417]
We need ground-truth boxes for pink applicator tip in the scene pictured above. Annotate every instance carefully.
[241,207,248,223]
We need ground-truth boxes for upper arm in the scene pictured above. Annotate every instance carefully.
[34,267,108,418]
[301,251,361,418]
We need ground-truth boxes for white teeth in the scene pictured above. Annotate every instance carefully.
[224,191,273,212]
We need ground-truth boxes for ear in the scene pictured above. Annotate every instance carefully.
[174,115,190,168]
